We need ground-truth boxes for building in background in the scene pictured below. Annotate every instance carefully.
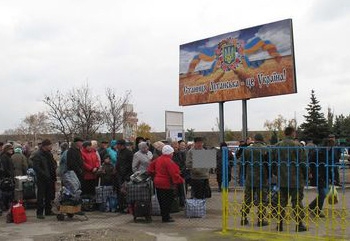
[123,104,138,142]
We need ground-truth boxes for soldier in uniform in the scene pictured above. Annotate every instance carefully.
[273,127,307,232]
[241,133,269,227]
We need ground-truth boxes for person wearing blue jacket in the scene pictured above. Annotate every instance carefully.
[107,140,118,167]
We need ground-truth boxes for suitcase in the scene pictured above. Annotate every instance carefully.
[126,180,152,203]
[133,200,152,222]
[22,180,36,200]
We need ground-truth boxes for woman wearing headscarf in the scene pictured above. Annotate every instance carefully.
[148,145,184,222]
[132,142,153,173]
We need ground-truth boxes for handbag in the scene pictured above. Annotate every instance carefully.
[185,199,206,218]
[12,202,27,224]
[151,191,161,216]
[184,184,206,218]
[327,185,338,205]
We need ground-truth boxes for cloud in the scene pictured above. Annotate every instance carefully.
[0,0,349,137]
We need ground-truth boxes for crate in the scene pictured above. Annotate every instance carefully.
[59,205,81,214]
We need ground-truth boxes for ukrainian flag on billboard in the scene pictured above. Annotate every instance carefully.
[179,19,296,106]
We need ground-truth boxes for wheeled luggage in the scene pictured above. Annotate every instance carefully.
[133,200,152,222]
[126,179,152,203]
[22,180,36,200]
[126,177,153,222]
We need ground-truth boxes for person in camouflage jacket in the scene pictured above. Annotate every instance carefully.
[241,133,269,227]
[272,126,307,232]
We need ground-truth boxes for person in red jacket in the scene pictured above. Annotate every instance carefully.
[81,141,100,196]
[148,145,184,222]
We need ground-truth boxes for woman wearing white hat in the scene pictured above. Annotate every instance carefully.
[148,145,184,222]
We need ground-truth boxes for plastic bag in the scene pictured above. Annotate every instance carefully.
[327,185,338,205]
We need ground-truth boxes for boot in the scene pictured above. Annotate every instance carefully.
[240,217,249,226]
[296,223,307,232]
[257,220,269,227]
[276,221,283,231]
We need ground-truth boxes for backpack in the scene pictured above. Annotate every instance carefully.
[0,178,15,192]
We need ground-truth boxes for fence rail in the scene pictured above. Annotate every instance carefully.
[221,146,350,239]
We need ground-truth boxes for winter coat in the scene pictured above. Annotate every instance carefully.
[96,162,115,186]
[11,152,28,176]
[0,152,15,179]
[132,150,153,173]
[148,154,184,189]
[115,147,133,182]
[32,149,57,184]
[81,147,100,180]
[66,143,84,182]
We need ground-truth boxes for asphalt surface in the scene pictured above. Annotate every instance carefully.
[2,173,350,241]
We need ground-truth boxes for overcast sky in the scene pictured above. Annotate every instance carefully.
[0,0,349,134]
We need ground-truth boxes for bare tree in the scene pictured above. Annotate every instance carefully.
[43,84,103,141]
[102,88,131,140]
[68,85,103,139]
[44,90,74,142]
[22,112,50,144]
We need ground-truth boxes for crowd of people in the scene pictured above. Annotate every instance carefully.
[0,129,345,228]
[0,136,214,223]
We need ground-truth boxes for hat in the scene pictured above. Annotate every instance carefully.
[60,142,69,150]
[328,134,335,138]
[82,141,92,147]
[162,145,174,155]
[300,141,306,146]
[116,139,126,145]
[73,137,84,143]
[153,141,165,151]
[193,137,203,143]
[2,143,13,152]
[103,154,110,160]
[41,139,52,146]
[14,147,22,153]
[254,133,264,142]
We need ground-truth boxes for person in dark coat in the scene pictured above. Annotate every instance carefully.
[115,139,134,213]
[0,143,15,211]
[66,137,84,183]
[32,139,57,219]
[308,140,328,218]
[97,141,109,165]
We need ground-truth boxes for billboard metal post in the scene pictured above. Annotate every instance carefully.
[219,102,225,143]
[242,100,248,140]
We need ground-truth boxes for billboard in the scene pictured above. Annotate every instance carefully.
[179,19,296,106]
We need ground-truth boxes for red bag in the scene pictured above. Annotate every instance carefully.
[12,203,27,224]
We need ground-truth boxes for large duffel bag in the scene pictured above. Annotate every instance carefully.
[185,199,206,218]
